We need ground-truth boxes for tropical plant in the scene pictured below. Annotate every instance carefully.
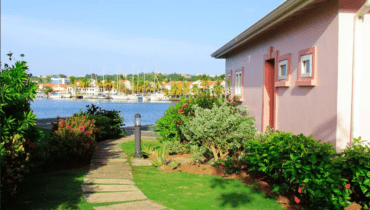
[104,78,113,94]
[149,142,169,169]
[181,101,256,161]
[191,84,200,96]
[190,145,207,166]
[69,76,77,96]
[338,136,370,208]
[84,104,126,138]
[49,116,98,162]
[43,86,53,99]
[79,77,90,89]
[171,83,182,98]
[0,60,41,204]
[181,81,190,97]
[167,141,186,155]
[197,74,210,90]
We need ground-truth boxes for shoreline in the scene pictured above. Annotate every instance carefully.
[36,117,156,130]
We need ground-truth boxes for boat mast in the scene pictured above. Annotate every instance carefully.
[144,68,145,95]
[132,64,135,94]
[103,66,105,95]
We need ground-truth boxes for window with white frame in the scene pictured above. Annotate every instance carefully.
[278,60,288,80]
[301,54,312,77]
[235,71,242,96]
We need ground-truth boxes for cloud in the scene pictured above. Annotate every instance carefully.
[2,14,214,60]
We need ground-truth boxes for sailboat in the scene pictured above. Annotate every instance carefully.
[150,60,170,102]
[111,65,127,100]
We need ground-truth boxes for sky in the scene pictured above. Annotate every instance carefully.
[1,0,284,77]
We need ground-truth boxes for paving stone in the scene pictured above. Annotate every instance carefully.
[83,191,147,203]
[89,164,131,171]
[83,178,134,185]
[131,158,153,166]
[94,200,167,210]
[91,159,127,163]
[81,185,139,192]
[85,172,133,179]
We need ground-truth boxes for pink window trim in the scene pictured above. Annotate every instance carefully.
[275,53,291,87]
[295,46,317,87]
[235,66,244,101]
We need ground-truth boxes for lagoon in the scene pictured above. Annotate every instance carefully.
[31,99,176,126]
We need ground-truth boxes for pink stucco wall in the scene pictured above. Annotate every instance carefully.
[225,0,340,146]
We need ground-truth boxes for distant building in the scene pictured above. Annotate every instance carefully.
[195,74,201,76]
[51,76,70,85]
[155,71,162,75]
[208,74,217,78]
[184,75,191,79]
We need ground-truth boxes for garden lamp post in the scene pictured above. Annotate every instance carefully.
[134,113,142,158]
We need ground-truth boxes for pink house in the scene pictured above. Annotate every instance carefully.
[212,0,370,151]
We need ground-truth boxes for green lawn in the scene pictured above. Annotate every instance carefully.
[120,139,163,158]
[132,166,285,210]
[121,139,285,210]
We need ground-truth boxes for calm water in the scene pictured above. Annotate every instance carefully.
[31,99,176,126]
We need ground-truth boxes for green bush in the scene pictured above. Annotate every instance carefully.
[84,104,126,138]
[49,116,98,161]
[86,114,111,142]
[0,61,40,203]
[181,101,256,161]
[167,141,186,155]
[338,137,370,209]
[243,132,351,209]
[190,145,207,166]
[214,155,243,175]
[156,90,240,143]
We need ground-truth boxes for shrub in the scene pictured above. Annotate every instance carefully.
[216,155,243,175]
[167,141,186,155]
[338,136,370,209]
[149,142,169,169]
[181,101,256,161]
[190,145,207,166]
[244,132,351,209]
[0,60,40,203]
[48,116,98,161]
[86,114,111,142]
[84,104,126,138]
[156,90,240,143]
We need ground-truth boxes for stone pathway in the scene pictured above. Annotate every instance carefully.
[82,134,170,210]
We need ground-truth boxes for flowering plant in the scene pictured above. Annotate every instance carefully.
[49,115,98,161]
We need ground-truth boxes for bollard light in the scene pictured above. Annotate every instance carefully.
[135,113,141,126]
[134,113,142,158]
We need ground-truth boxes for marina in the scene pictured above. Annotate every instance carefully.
[31,98,176,127]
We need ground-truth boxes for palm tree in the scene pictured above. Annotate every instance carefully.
[97,79,104,90]
[171,83,182,98]
[181,81,190,97]
[69,76,77,96]
[78,78,90,96]
[197,74,210,91]
[104,78,113,95]
[213,80,225,97]
[191,84,200,96]
[163,88,169,96]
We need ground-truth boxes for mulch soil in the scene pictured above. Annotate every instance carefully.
[161,153,362,210]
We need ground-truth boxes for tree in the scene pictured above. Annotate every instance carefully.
[181,81,190,97]
[170,83,181,98]
[69,76,77,96]
[43,86,53,99]
[197,74,210,91]
[213,80,225,98]
[191,84,200,96]
[104,78,113,95]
